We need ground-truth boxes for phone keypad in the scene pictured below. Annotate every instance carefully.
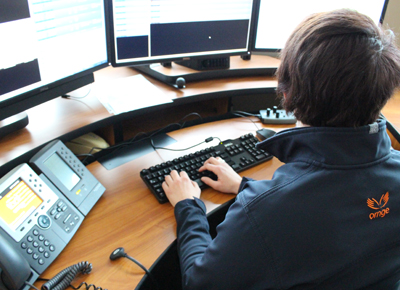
[21,228,55,266]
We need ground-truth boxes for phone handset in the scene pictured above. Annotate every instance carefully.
[0,235,30,290]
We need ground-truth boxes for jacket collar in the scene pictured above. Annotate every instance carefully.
[256,119,391,166]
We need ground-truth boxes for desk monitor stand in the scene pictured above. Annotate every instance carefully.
[133,55,280,89]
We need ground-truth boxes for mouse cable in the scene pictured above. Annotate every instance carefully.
[232,111,262,130]
[150,136,222,151]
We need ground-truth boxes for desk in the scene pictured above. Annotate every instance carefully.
[0,54,399,289]
[34,117,289,289]
[34,105,400,289]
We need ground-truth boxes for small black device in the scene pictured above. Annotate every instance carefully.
[256,128,277,141]
[140,133,272,203]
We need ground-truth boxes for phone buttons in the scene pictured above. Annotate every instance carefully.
[38,215,51,229]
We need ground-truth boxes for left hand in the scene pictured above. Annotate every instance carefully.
[162,170,201,207]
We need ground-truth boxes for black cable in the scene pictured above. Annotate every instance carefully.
[40,261,106,290]
[233,110,261,118]
[232,111,262,130]
[70,282,105,290]
[110,247,160,290]
[25,281,40,290]
[150,136,221,151]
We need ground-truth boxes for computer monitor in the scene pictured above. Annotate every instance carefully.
[0,0,109,137]
[107,0,261,87]
[251,0,389,53]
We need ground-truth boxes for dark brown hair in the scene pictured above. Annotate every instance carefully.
[277,9,400,127]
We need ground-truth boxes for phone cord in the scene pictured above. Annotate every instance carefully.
[41,261,92,290]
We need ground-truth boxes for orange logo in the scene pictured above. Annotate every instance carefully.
[367,192,390,220]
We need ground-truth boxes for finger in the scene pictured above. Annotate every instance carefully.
[179,170,190,179]
[202,157,216,167]
[199,162,216,172]
[191,180,200,189]
[162,180,169,191]
[201,176,219,188]
[203,157,220,166]
[170,170,180,179]
[164,174,173,186]
[216,157,225,163]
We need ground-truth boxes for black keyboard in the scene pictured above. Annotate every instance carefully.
[140,133,272,203]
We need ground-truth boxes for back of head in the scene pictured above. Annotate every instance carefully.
[277,9,400,127]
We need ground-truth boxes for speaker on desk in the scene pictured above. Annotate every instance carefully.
[135,198,235,290]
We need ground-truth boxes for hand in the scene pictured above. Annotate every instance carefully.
[162,170,201,207]
[199,157,242,194]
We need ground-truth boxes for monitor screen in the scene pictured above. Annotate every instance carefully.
[108,0,254,67]
[0,0,108,122]
[251,0,389,52]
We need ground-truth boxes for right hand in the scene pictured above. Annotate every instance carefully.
[199,157,242,194]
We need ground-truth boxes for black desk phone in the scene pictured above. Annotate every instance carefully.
[0,140,105,290]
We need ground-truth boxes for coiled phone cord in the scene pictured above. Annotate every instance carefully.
[40,261,105,290]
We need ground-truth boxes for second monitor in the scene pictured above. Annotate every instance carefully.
[107,0,262,87]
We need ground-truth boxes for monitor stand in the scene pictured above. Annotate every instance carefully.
[0,112,29,139]
[133,55,280,89]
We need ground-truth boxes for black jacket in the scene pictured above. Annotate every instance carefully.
[174,120,400,289]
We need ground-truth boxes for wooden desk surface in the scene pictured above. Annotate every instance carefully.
[0,55,278,168]
[34,90,400,289]
[35,117,288,289]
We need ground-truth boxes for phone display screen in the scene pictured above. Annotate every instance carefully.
[43,153,81,191]
[0,179,43,231]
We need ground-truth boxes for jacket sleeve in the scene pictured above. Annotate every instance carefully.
[174,191,279,290]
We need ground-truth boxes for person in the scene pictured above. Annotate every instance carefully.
[162,9,400,290]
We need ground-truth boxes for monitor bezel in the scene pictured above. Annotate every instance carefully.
[106,0,255,68]
[249,0,391,53]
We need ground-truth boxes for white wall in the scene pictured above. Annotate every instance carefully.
[383,0,400,46]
